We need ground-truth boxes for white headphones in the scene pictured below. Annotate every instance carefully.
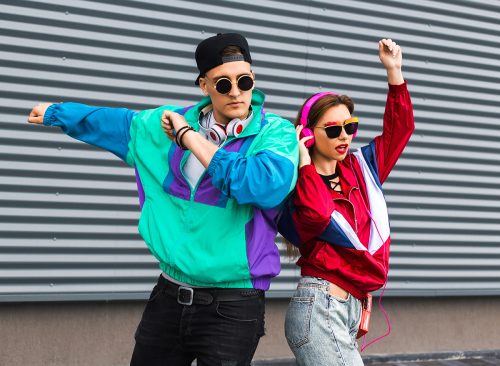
[198,107,252,145]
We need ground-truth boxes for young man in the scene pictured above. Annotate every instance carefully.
[28,33,298,366]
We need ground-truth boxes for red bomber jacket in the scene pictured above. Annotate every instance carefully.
[278,81,414,300]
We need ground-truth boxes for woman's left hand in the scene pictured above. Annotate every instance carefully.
[296,125,313,168]
[379,38,402,71]
[379,39,404,85]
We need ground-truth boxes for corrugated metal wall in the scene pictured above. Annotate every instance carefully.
[1,0,500,301]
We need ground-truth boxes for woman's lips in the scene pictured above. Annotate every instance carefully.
[335,144,348,154]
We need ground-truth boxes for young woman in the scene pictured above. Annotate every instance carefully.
[278,39,415,365]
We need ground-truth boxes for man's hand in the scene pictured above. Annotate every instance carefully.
[378,39,404,85]
[28,103,52,124]
[161,110,189,142]
[161,109,217,167]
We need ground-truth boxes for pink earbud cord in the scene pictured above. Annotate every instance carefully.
[348,154,391,352]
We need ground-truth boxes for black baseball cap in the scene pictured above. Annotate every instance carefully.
[194,32,252,85]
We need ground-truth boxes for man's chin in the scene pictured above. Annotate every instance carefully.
[225,109,249,121]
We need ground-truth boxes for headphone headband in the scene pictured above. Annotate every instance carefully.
[299,91,338,127]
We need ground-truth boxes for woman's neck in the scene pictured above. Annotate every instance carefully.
[311,152,338,176]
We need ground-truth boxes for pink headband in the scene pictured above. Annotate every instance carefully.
[299,91,338,127]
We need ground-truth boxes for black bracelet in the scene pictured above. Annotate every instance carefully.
[174,126,192,147]
[177,126,194,150]
[179,127,194,150]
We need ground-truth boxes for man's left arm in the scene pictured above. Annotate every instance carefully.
[208,117,299,209]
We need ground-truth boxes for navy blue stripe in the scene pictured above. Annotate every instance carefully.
[360,141,383,190]
[317,218,357,250]
[277,199,302,247]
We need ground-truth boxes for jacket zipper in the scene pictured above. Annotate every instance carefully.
[179,136,237,201]
[332,187,359,233]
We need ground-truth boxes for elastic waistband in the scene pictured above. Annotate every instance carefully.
[158,275,264,306]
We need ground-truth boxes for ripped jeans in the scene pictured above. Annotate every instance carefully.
[285,276,363,366]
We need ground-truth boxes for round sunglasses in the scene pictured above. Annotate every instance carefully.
[315,118,359,139]
[206,74,254,95]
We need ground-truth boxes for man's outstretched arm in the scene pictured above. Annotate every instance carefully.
[28,102,137,163]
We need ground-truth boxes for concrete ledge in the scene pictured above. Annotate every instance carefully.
[2,298,499,365]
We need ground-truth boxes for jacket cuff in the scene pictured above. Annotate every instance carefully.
[43,103,59,126]
[388,79,407,92]
[207,148,224,176]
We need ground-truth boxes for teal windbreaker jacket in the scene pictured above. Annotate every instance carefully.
[43,89,299,289]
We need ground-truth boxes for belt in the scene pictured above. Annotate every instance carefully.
[159,275,264,306]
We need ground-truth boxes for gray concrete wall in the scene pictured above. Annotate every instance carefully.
[1,297,499,365]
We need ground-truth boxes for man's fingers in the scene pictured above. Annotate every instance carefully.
[161,111,172,123]
[28,103,52,124]
[27,112,43,124]
[161,110,181,130]
[161,111,176,141]
[161,112,173,130]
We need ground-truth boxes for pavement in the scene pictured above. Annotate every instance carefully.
[364,351,500,366]
[252,350,500,365]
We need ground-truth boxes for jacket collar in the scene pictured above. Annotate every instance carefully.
[184,89,266,138]
[320,155,358,199]
[338,155,360,196]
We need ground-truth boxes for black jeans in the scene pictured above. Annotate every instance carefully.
[130,275,265,366]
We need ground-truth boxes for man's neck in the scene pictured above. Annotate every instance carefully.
[212,109,250,125]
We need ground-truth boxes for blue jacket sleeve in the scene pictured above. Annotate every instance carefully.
[43,102,137,163]
[207,116,299,209]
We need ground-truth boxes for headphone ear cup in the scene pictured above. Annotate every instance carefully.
[300,127,315,148]
[208,124,227,145]
[226,118,244,137]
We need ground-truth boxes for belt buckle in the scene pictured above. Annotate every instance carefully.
[177,286,194,306]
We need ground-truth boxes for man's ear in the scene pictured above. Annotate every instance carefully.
[199,78,209,96]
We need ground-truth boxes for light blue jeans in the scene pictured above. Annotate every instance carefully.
[285,276,364,366]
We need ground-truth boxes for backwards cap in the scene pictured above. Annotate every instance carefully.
[194,33,252,85]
